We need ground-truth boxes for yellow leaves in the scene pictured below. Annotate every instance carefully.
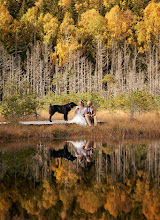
[135,2,160,51]
[58,0,71,8]
[21,7,39,25]
[102,74,118,88]
[105,5,131,43]
[0,5,12,28]
[103,0,114,8]
[59,12,75,36]
[21,8,59,44]
[0,5,13,43]
[80,9,101,30]
[50,52,58,65]
[41,180,58,209]
[56,40,69,66]
[79,9,107,42]
[21,180,58,215]
[144,2,160,38]
[56,12,80,66]
[75,2,88,13]
[54,159,78,185]
[56,37,79,66]
[43,13,59,44]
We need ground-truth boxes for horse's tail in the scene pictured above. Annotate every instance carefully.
[49,104,52,114]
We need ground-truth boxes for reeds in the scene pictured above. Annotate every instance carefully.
[0,110,159,142]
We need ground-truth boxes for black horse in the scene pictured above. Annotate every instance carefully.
[49,102,76,122]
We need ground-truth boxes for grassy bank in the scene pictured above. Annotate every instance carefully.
[0,110,160,142]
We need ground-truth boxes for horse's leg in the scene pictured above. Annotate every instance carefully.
[64,113,68,121]
[49,112,55,122]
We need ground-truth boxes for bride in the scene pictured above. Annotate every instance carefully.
[69,100,87,126]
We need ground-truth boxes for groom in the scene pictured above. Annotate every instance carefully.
[85,101,98,126]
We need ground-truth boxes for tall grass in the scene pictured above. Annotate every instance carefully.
[0,110,159,141]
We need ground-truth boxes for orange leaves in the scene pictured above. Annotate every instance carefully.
[77,189,103,214]
[35,1,41,10]
[104,188,131,217]
[142,190,160,220]
[0,194,12,217]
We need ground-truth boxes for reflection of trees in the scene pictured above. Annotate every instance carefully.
[21,180,58,216]
[104,187,131,217]
[78,189,103,214]
[0,141,160,219]
[0,193,12,219]
[142,190,160,220]
[54,159,78,186]
[97,141,160,186]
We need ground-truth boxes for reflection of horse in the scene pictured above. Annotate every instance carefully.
[50,143,77,161]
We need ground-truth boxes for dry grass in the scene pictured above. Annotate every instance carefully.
[36,109,75,121]
[0,110,159,142]
[0,109,76,122]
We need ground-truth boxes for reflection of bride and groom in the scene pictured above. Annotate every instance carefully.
[69,100,97,126]
[50,140,96,163]
[69,140,96,163]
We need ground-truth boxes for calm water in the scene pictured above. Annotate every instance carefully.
[0,139,160,219]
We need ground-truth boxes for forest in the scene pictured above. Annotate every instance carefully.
[1,141,160,219]
[0,2,160,217]
[0,0,160,119]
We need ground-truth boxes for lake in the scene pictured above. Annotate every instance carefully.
[0,139,160,219]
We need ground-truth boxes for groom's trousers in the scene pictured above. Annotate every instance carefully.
[85,115,98,126]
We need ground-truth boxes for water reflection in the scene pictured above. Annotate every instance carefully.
[68,140,95,163]
[50,143,77,161]
[0,140,160,219]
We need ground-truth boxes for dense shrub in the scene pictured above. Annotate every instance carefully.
[43,91,106,109]
[2,80,38,121]
[43,90,159,116]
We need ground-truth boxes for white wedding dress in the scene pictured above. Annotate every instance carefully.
[68,141,87,157]
[68,106,87,126]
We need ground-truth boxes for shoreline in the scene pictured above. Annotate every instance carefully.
[0,122,159,142]
[0,110,159,142]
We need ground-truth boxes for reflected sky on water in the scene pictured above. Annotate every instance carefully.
[0,140,160,219]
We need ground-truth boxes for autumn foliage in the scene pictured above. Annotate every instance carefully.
[0,0,160,57]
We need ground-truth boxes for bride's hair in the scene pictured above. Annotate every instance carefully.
[80,100,84,106]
